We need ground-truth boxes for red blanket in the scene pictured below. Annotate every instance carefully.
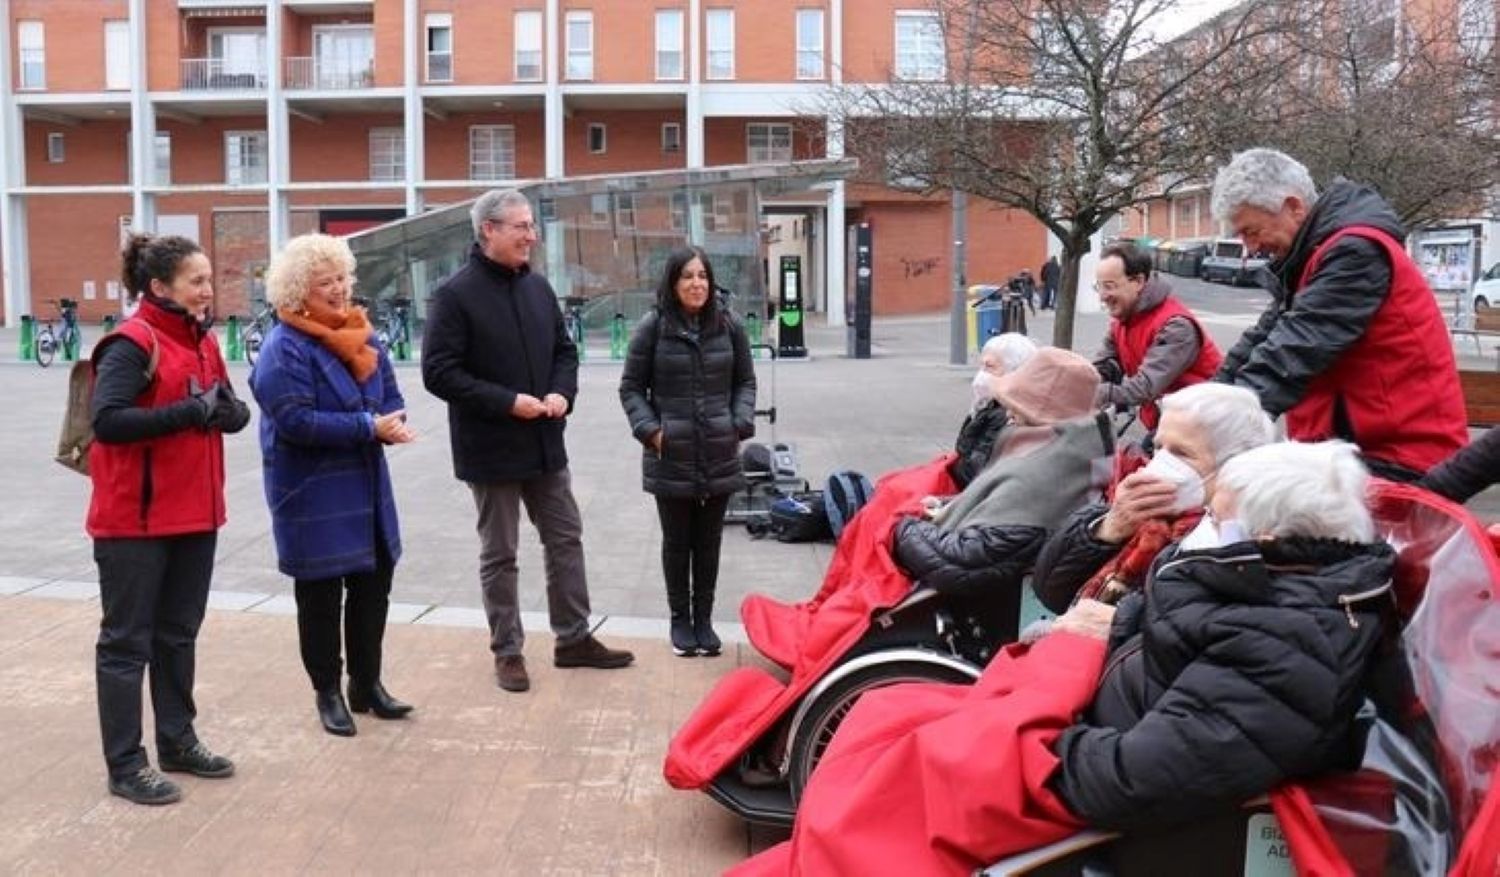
[665,456,956,790]
[728,632,1104,876]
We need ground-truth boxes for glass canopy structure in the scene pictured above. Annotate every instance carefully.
[346,158,856,336]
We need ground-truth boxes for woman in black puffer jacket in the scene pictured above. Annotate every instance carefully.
[620,247,757,657]
[1049,440,1396,831]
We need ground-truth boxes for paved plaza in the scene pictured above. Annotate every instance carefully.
[1,282,1495,873]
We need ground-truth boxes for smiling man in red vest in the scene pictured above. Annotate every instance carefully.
[1210,148,1467,481]
[1091,243,1222,434]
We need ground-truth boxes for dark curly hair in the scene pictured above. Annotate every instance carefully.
[655,245,719,324]
[121,233,204,302]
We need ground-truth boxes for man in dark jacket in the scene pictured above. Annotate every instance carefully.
[1210,148,1467,480]
[421,188,633,693]
[1092,243,1222,434]
[1040,255,1060,310]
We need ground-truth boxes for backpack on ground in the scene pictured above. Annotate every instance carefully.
[766,491,832,543]
[824,470,875,539]
[56,325,159,476]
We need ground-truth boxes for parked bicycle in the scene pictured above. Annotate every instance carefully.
[373,296,412,356]
[34,298,81,368]
[242,300,277,366]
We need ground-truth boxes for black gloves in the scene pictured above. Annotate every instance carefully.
[187,375,223,427]
[187,376,252,433]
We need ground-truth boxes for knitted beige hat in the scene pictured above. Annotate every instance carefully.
[991,346,1100,425]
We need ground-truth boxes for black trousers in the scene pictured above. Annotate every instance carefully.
[94,532,217,779]
[293,548,394,692]
[654,495,730,612]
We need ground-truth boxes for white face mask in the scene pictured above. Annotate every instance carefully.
[971,370,995,408]
[1141,449,1206,513]
[1178,516,1249,552]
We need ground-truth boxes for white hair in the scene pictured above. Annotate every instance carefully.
[1160,383,1275,466]
[1217,441,1375,542]
[470,188,533,240]
[982,333,1038,374]
[1210,148,1319,224]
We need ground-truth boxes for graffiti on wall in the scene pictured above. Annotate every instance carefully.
[900,256,941,279]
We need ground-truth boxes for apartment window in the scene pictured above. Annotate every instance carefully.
[661,122,682,153]
[747,123,793,163]
[514,11,543,82]
[705,9,734,80]
[18,21,45,90]
[590,194,610,225]
[46,133,64,163]
[617,194,636,229]
[209,28,267,83]
[470,125,517,180]
[154,132,172,185]
[656,10,685,80]
[587,123,607,154]
[566,12,594,80]
[670,191,688,230]
[225,130,269,185]
[796,9,825,80]
[105,21,130,90]
[312,25,374,89]
[369,128,405,182]
[895,11,945,81]
[425,14,453,82]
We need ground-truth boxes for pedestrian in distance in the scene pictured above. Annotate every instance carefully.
[619,246,758,657]
[88,234,251,805]
[248,233,416,738]
[422,188,634,694]
[1040,255,1061,310]
[1210,147,1467,481]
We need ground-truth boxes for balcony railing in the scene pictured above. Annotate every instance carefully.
[181,58,267,91]
[285,56,374,90]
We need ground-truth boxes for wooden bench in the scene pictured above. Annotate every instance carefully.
[1460,369,1500,427]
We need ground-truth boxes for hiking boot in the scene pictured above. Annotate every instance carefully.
[159,741,235,778]
[496,655,530,692]
[109,767,182,806]
[554,635,635,669]
[670,617,698,657]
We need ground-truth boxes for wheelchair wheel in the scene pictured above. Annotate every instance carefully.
[786,658,975,805]
[35,330,57,368]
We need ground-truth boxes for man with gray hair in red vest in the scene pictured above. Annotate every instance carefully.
[1091,242,1222,436]
[1210,148,1467,481]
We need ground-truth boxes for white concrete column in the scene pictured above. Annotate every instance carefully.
[128,0,155,234]
[830,0,843,85]
[0,0,29,325]
[685,0,703,168]
[544,0,564,177]
[824,119,845,325]
[403,0,422,214]
[266,0,289,252]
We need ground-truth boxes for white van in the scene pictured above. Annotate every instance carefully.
[1200,239,1270,286]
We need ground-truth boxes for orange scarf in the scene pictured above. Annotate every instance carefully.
[277,306,378,383]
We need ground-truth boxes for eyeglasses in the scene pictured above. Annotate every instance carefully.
[1092,277,1142,293]
[487,219,540,235]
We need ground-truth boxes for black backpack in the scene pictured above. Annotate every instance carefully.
[762,491,832,543]
[824,470,875,539]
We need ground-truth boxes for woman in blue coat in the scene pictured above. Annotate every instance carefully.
[250,233,415,737]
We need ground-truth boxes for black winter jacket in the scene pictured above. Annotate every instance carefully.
[891,517,1046,598]
[421,246,579,483]
[949,401,1009,488]
[1417,425,1500,504]
[618,307,756,498]
[1051,537,1396,832]
[1031,502,1120,614]
[1216,180,1398,418]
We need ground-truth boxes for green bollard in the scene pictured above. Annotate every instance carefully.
[103,315,117,334]
[225,315,243,362]
[20,315,34,362]
[745,310,763,358]
[610,313,627,360]
[395,312,411,361]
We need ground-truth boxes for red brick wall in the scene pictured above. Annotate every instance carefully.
[699,1,832,83]
[12,0,127,93]
[24,120,131,185]
[423,111,546,181]
[564,109,686,175]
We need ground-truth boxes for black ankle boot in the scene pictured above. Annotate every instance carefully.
[670,615,698,657]
[665,558,698,657]
[348,681,413,719]
[692,583,721,657]
[316,688,357,737]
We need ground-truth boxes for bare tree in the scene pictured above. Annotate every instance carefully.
[819,0,1301,349]
[1226,0,1500,227]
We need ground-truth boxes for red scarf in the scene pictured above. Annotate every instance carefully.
[1076,511,1203,605]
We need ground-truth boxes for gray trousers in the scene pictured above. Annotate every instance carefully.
[470,468,592,658]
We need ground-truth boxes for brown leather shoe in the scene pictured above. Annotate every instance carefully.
[495,655,530,692]
[554,634,635,669]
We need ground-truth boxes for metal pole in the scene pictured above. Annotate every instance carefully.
[950,190,967,365]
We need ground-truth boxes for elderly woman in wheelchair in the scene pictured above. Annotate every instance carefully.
[733,440,1413,876]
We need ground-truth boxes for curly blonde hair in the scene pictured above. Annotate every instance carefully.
[265,233,356,311]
